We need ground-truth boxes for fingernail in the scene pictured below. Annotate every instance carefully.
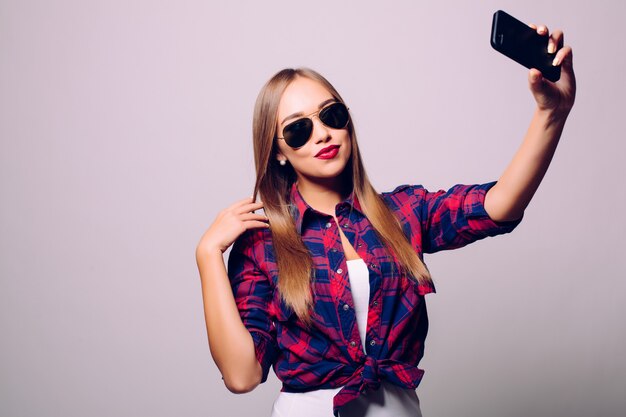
[548,43,555,54]
[552,56,560,66]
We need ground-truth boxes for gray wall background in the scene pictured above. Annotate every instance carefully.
[1,0,625,416]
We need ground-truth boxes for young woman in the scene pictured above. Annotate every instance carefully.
[196,25,575,417]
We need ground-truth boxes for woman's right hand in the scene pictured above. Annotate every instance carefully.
[196,197,269,255]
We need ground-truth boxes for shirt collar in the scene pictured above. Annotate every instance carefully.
[289,182,364,234]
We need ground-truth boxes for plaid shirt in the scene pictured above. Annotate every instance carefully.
[227,181,522,416]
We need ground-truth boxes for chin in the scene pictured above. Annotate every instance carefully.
[319,162,351,181]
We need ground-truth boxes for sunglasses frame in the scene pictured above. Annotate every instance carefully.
[276,101,350,149]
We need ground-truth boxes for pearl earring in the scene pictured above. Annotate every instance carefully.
[279,159,286,166]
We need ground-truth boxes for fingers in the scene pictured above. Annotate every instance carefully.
[232,196,258,208]
[554,45,575,89]
[549,29,564,54]
[536,24,549,36]
[530,23,565,55]
[240,212,269,222]
[229,198,270,226]
[528,68,544,91]
[239,211,270,230]
[529,68,543,82]
[529,23,549,39]
[552,45,573,68]
[237,202,265,216]
[244,220,272,230]
[230,196,264,212]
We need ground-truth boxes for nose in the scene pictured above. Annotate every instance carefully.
[311,115,331,144]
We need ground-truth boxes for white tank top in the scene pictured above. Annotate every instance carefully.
[270,259,422,417]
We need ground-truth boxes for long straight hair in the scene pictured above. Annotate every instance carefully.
[252,68,431,323]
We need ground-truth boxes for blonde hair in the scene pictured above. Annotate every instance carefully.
[252,68,431,324]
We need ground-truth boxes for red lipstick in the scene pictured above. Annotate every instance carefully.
[315,145,340,159]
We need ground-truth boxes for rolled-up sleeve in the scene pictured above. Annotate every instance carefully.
[414,181,523,253]
[227,230,278,383]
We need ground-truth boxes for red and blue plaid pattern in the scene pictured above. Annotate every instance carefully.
[227,181,522,416]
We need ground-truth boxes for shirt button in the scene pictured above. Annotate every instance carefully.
[330,248,338,253]
[342,223,349,228]
[350,341,357,347]
[343,303,350,311]
[370,263,378,269]
[357,243,363,248]
[369,340,376,346]
[325,222,332,229]
[373,301,378,307]
[337,268,343,274]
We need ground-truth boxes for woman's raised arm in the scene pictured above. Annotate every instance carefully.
[484,25,576,222]
[195,197,270,393]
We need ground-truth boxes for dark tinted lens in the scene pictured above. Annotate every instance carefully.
[283,118,313,148]
[319,103,349,129]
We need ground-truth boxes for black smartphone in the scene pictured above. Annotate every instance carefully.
[490,10,560,82]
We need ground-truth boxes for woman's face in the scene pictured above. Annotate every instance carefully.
[275,76,351,188]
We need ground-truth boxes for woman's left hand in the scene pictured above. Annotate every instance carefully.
[527,24,576,119]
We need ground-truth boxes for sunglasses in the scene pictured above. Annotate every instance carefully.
[277,102,350,148]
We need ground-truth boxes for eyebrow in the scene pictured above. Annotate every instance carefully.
[280,98,337,126]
